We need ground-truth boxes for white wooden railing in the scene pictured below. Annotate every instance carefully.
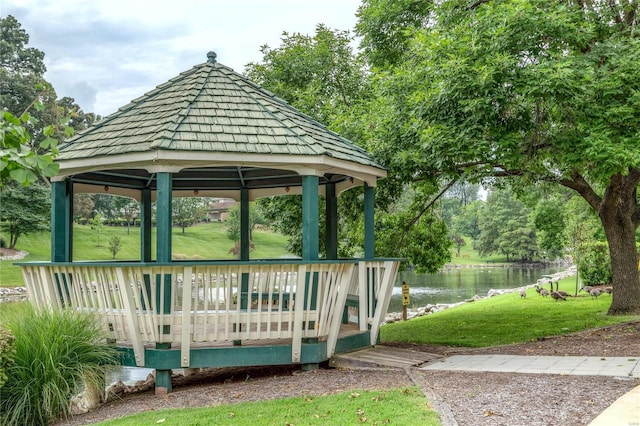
[20,260,399,368]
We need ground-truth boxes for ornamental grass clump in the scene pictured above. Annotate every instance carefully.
[0,305,119,425]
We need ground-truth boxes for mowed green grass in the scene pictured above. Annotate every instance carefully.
[0,222,292,287]
[95,387,438,426]
[381,277,640,347]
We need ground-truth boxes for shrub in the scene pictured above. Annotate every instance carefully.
[0,326,16,390]
[108,236,122,259]
[0,306,119,425]
[578,242,612,285]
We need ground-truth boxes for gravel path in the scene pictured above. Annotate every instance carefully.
[53,321,640,426]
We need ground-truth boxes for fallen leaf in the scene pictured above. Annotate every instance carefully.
[156,419,166,424]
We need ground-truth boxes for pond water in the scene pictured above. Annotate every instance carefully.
[387,265,566,313]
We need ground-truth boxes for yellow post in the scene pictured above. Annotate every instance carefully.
[401,281,410,321]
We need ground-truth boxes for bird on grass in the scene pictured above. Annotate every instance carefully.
[520,289,527,299]
[555,290,572,298]
[550,291,567,301]
[603,286,613,295]
[580,285,593,293]
[590,288,603,299]
[539,289,549,297]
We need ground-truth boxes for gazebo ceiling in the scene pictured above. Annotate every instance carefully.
[55,52,386,201]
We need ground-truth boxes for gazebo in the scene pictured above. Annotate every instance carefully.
[19,52,400,394]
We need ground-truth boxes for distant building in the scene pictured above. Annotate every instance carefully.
[208,199,236,221]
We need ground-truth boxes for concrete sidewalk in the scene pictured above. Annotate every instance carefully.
[420,354,640,376]
[421,354,640,426]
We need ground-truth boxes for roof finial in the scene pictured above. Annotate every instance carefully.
[207,51,217,64]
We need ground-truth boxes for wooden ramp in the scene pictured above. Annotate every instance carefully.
[329,345,440,369]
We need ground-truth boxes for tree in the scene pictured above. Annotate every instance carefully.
[531,196,567,260]
[113,196,139,234]
[90,214,104,247]
[1,15,72,186]
[476,188,537,261]
[248,24,454,269]
[73,194,94,224]
[357,0,640,314]
[172,198,207,233]
[92,194,117,222]
[108,236,122,259]
[0,181,50,249]
[452,235,466,257]
[453,200,483,241]
[225,203,265,243]
[1,15,64,147]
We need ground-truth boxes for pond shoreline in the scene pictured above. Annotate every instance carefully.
[385,265,577,323]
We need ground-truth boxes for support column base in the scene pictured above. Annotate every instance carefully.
[155,369,172,395]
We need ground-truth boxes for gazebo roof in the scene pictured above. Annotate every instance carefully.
[55,52,386,201]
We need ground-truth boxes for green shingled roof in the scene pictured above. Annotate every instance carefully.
[59,52,383,171]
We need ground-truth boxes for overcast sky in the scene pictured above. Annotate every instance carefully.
[1,0,361,117]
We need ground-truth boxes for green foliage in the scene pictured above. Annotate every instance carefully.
[376,209,452,273]
[108,236,122,259]
[90,213,105,246]
[1,16,71,181]
[0,109,61,185]
[172,197,207,233]
[0,180,50,249]
[0,326,16,391]
[453,200,483,241]
[532,196,567,259]
[225,203,265,243]
[0,305,119,425]
[578,242,613,286]
[95,387,437,426]
[357,0,640,313]
[476,188,537,261]
[381,277,638,347]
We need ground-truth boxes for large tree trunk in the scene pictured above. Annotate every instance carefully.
[599,175,640,315]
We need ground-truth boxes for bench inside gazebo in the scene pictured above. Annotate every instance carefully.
[18,52,400,394]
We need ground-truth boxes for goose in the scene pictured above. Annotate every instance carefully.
[550,291,567,301]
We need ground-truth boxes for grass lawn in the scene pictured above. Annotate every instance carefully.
[0,222,292,287]
[95,387,438,426]
[381,277,640,347]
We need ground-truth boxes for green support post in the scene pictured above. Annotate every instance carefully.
[141,188,152,262]
[51,180,73,262]
[302,176,319,260]
[363,183,376,320]
[141,188,152,310]
[155,172,173,394]
[364,183,375,260]
[236,189,250,343]
[325,182,338,260]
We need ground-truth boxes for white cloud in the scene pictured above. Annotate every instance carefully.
[2,0,360,116]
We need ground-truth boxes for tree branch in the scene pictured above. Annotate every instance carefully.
[559,172,602,211]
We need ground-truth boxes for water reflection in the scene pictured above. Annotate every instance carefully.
[105,366,154,386]
[389,266,564,313]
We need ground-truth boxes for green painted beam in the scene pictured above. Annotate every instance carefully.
[117,342,328,369]
[334,331,371,354]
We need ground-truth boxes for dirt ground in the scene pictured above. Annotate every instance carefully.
[53,320,640,426]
